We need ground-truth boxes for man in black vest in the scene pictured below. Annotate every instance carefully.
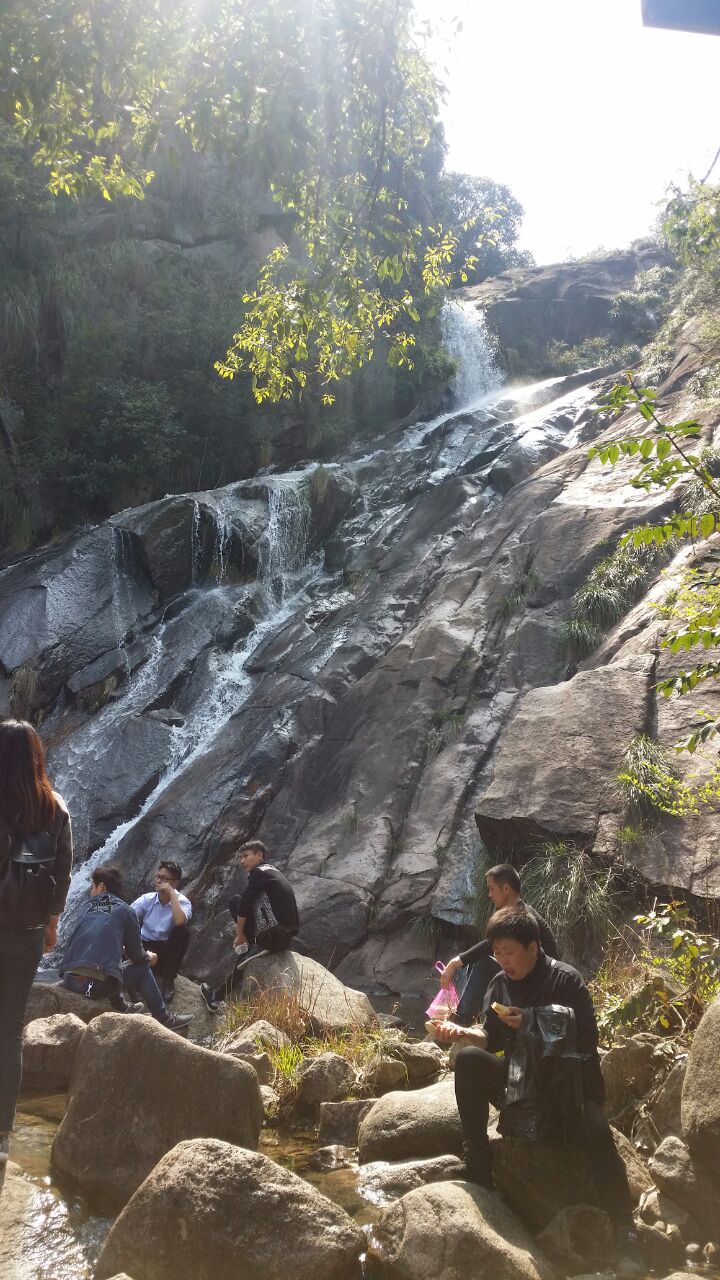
[201,840,299,1013]
[439,862,559,1024]
[433,908,635,1243]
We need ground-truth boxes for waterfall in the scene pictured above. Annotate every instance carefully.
[55,470,320,936]
[441,299,501,410]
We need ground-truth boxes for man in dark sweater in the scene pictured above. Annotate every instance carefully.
[439,863,559,1024]
[201,840,299,1013]
[433,907,634,1235]
[60,865,193,1033]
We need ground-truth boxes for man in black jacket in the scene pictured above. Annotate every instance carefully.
[201,840,299,1013]
[439,863,559,1024]
[433,907,634,1234]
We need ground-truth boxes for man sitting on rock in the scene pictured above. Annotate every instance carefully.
[131,860,192,1003]
[60,864,193,1034]
[201,840,299,1013]
[433,907,636,1246]
[438,862,559,1024]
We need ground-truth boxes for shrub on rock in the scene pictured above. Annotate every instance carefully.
[22,1013,86,1090]
[365,1181,557,1280]
[51,1013,262,1211]
[95,1138,364,1280]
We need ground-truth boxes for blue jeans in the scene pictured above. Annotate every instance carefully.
[64,963,168,1022]
[0,926,45,1132]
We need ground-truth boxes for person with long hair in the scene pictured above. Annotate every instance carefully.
[0,719,73,1190]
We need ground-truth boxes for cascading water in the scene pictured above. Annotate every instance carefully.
[441,299,502,409]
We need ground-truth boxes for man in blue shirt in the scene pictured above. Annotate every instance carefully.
[131,860,192,1004]
[60,865,192,1033]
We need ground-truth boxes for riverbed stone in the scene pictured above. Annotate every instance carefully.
[646,1058,686,1145]
[365,1180,558,1280]
[296,1052,356,1109]
[52,1012,262,1211]
[260,1084,281,1118]
[391,1039,446,1085]
[649,1135,720,1233]
[229,1050,273,1084]
[601,1035,659,1122]
[358,1076,463,1163]
[95,1138,365,1280]
[318,1099,376,1145]
[358,1154,464,1203]
[223,1018,290,1054]
[360,1057,409,1094]
[239,951,378,1034]
[24,979,114,1026]
[21,1012,86,1091]
[535,1205,614,1271]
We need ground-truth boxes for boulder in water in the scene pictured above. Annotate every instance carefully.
[318,1099,376,1146]
[357,1077,463,1163]
[358,1154,464,1203]
[365,1180,558,1280]
[52,1012,262,1211]
[21,1012,86,1090]
[295,1052,356,1109]
[95,1138,364,1280]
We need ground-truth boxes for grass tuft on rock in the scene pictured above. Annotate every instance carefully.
[520,840,619,965]
[561,540,670,664]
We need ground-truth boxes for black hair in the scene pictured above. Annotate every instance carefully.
[159,859,182,884]
[238,840,267,859]
[486,863,522,894]
[92,865,123,897]
[486,906,540,948]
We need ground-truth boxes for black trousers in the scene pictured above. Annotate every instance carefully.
[142,923,190,981]
[454,1046,634,1225]
[214,918,296,1002]
[455,954,500,1025]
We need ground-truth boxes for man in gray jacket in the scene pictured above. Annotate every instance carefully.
[60,865,192,1033]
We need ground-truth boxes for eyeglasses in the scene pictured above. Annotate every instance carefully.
[155,874,176,883]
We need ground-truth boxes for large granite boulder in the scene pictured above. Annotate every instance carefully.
[24,979,115,1026]
[601,1034,659,1122]
[95,1138,364,1280]
[681,995,720,1173]
[52,1013,262,1211]
[358,1077,463,1163]
[365,1180,557,1280]
[239,952,378,1035]
[649,1134,720,1234]
[21,1012,86,1091]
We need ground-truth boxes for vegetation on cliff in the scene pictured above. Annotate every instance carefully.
[0,0,529,553]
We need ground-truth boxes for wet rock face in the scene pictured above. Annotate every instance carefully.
[4,283,719,996]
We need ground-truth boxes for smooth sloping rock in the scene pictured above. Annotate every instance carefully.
[681,995,720,1171]
[365,1180,557,1280]
[95,1138,364,1280]
[358,1154,464,1203]
[535,1206,614,1271]
[358,1077,462,1163]
[319,1099,376,1146]
[224,1018,290,1054]
[296,1052,356,1109]
[475,656,654,853]
[21,1012,86,1090]
[52,1013,262,1211]
[241,951,378,1034]
[24,980,114,1026]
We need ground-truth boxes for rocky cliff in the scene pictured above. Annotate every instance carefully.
[2,258,718,996]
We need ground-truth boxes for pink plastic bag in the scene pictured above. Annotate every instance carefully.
[425,960,459,1021]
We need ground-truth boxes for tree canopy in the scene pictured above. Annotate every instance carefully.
[0,0,491,403]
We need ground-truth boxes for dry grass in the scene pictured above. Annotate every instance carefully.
[213,983,411,1114]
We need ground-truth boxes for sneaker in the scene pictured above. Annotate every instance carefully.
[162,1012,193,1035]
[109,994,144,1014]
[459,1143,494,1189]
[200,982,220,1013]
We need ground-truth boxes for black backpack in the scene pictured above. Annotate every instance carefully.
[0,825,60,929]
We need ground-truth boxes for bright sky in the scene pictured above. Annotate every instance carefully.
[415,0,720,264]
